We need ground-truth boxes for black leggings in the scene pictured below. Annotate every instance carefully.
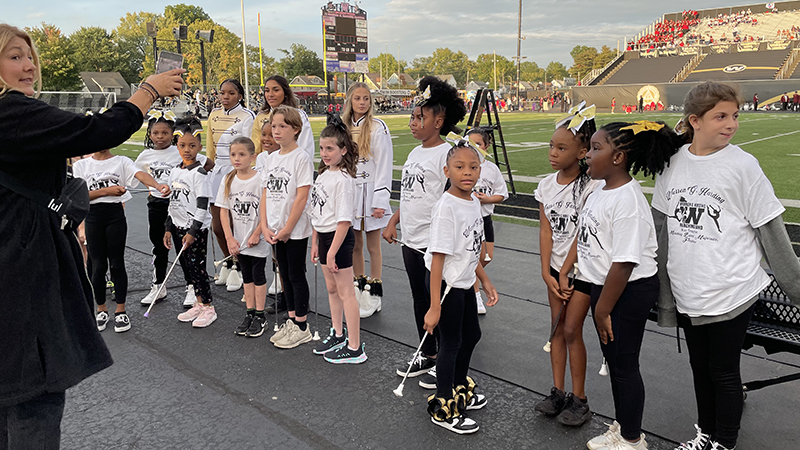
[402,245,438,357]
[170,226,212,304]
[679,303,755,449]
[590,275,658,441]
[85,203,128,306]
[147,196,170,284]
[238,254,267,286]
[275,238,309,317]
[431,281,482,399]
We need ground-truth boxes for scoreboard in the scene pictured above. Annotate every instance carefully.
[322,1,368,73]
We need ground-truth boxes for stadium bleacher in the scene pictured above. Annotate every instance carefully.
[682,49,789,81]
[603,56,693,84]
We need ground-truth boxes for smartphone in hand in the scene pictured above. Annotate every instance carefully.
[155,51,184,74]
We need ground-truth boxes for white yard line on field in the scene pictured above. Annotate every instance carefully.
[736,129,800,146]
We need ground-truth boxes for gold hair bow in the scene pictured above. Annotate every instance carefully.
[673,118,688,136]
[413,86,431,107]
[147,109,177,122]
[554,101,596,134]
[445,131,491,159]
[620,120,665,135]
[173,129,203,137]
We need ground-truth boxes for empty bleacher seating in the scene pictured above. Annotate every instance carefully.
[603,56,693,84]
[682,49,790,81]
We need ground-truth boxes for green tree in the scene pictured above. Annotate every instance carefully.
[473,53,514,87]
[428,47,472,87]
[113,11,159,80]
[545,61,569,81]
[26,23,81,90]
[70,27,129,77]
[408,56,432,79]
[595,45,617,69]
[519,60,543,83]
[368,53,399,79]
[569,45,597,78]
[276,43,323,80]
[164,4,211,25]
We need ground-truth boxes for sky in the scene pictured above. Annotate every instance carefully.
[7,0,761,68]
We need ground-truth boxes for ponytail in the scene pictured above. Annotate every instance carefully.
[599,121,681,178]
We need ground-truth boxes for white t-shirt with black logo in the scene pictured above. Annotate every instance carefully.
[73,155,141,204]
[400,142,450,249]
[424,193,484,289]
[262,148,313,239]
[577,179,657,285]
[473,160,509,217]
[134,146,207,198]
[215,172,268,258]
[309,169,355,233]
[652,143,784,317]
[535,173,604,279]
[167,163,212,231]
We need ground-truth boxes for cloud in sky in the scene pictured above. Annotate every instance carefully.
[5,0,751,67]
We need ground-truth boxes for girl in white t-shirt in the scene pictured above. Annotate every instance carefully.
[422,143,499,434]
[342,83,394,319]
[260,106,314,349]
[73,151,168,334]
[166,118,217,328]
[216,137,269,338]
[383,76,468,383]
[465,128,508,314]
[566,120,678,450]
[533,103,602,427]
[135,109,213,307]
[309,118,366,364]
[654,82,800,450]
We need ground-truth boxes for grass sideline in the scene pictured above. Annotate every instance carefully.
[113,111,800,223]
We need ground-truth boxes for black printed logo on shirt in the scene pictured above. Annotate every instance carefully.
[664,186,726,244]
[310,184,327,214]
[88,178,120,191]
[170,183,191,202]
[232,198,259,217]
[150,166,170,181]
[266,174,290,194]
[401,162,427,193]
[462,217,485,255]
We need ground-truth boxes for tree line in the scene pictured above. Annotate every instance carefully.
[27,3,616,91]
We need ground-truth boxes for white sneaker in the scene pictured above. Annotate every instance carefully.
[595,435,647,450]
[216,265,230,286]
[270,319,293,343]
[268,273,283,295]
[588,421,622,450]
[274,321,312,349]
[140,284,167,306]
[476,291,487,315]
[357,284,372,318]
[226,266,243,292]
[183,285,196,308]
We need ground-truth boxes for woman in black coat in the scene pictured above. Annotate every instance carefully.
[0,24,184,449]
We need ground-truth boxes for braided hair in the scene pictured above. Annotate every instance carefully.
[319,113,358,178]
[598,121,680,179]
[220,78,246,108]
[144,113,176,149]
[173,116,204,145]
[417,76,467,136]
[557,119,595,211]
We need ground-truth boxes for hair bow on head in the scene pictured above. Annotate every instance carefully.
[173,129,203,138]
[326,112,346,131]
[620,120,665,135]
[413,86,431,107]
[554,101,596,134]
[445,131,491,160]
[147,109,177,123]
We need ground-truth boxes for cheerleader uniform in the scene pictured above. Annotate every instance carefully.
[207,103,255,200]
[350,116,393,231]
[135,147,207,289]
[73,155,141,331]
[252,107,314,159]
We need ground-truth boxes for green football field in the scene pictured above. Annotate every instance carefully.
[112,111,800,223]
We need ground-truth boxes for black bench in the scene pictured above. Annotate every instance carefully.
[741,271,800,394]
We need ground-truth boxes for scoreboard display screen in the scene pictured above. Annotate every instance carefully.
[322,2,368,73]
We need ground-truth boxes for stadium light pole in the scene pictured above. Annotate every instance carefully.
[515,0,523,111]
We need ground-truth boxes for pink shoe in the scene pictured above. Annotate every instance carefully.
[178,302,203,322]
[192,305,217,328]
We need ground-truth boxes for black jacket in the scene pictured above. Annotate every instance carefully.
[0,91,143,406]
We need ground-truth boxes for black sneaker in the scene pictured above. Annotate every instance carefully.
[534,386,566,416]
[428,397,479,435]
[324,342,367,364]
[313,327,347,355]
[419,367,437,389]
[396,355,435,378]
[96,311,109,331]
[265,293,287,314]
[245,314,267,338]
[114,313,131,333]
[235,314,253,336]
[556,393,591,426]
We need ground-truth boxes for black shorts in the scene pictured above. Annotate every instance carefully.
[483,215,495,243]
[238,254,267,286]
[317,227,355,268]
[550,266,591,296]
